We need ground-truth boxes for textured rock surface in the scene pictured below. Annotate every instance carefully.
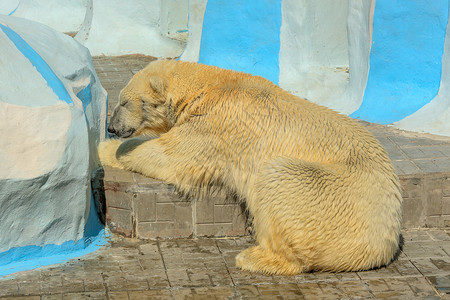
[0,15,107,253]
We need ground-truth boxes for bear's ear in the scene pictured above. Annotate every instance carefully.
[149,75,165,94]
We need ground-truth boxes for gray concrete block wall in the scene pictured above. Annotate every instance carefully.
[92,167,249,239]
[400,172,450,228]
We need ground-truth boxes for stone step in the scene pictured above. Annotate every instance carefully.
[92,167,249,239]
[92,166,450,240]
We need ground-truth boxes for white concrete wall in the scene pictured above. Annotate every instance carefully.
[279,0,351,111]
[0,0,188,57]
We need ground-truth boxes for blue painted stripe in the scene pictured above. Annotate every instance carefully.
[8,4,19,16]
[351,0,449,124]
[76,83,92,111]
[0,230,107,277]
[0,24,73,104]
[198,0,281,84]
[0,194,105,277]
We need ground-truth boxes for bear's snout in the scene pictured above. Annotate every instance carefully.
[107,123,135,138]
[107,123,116,134]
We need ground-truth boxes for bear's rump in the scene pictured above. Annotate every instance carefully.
[248,157,401,271]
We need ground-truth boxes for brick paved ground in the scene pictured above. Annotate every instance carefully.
[2,56,450,299]
[1,229,450,299]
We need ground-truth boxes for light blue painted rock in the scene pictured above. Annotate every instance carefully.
[0,15,107,260]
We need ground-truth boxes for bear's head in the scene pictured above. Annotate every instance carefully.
[107,63,172,138]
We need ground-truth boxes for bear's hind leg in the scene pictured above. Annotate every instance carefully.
[236,245,306,275]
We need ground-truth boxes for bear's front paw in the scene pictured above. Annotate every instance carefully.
[98,139,125,169]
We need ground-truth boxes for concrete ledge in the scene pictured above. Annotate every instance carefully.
[400,172,450,228]
[92,167,249,239]
[93,166,450,240]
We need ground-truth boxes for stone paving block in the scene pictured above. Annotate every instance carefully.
[428,275,450,295]
[294,282,343,300]
[208,270,234,286]
[154,188,181,203]
[17,281,40,296]
[135,193,156,222]
[296,271,360,283]
[108,291,129,300]
[444,178,450,196]
[438,242,450,257]
[61,278,84,294]
[196,199,214,224]
[214,204,235,223]
[357,259,421,279]
[103,166,134,185]
[128,290,172,300]
[139,242,160,255]
[156,202,175,221]
[364,277,439,299]
[166,268,192,287]
[138,220,193,239]
[3,297,41,300]
[237,285,261,297]
[415,159,449,173]
[440,145,450,156]
[427,215,446,228]
[388,134,445,147]
[427,230,450,241]
[431,158,450,173]
[424,175,444,216]
[125,277,149,290]
[104,190,133,210]
[106,207,133,237]
[402,230,434,242]
[443,197,450,215]
[0,282,18,297]
[40,278,63,294]
[104,275,128,292]
[147,276,170,289]
[412,257,450,275]
[402,197,425,228]
[402,241,449,258]
[76,292,108,299]
[400,176,422,199]
[196,223,235,237]
[172,286,237,300]
[40,295,63,300]
[257,283,304,299]
[175,202,193,225]
[402,147,443,159]
[186,269,213,286]
[392,160,422,175]
[83,279,105,292]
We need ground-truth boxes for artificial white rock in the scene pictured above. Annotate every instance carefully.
[0,14,107,253]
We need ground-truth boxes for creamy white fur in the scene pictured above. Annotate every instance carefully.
[99,60,402,275]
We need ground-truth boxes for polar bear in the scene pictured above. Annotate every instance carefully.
[99,59,402,275]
